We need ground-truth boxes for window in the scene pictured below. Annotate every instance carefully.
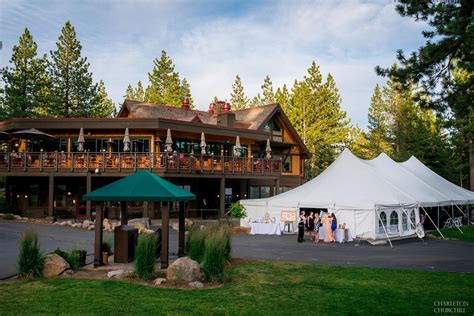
[278,186,291,194]
[410,209,416,229]
[378,211,387,234]
[263,118,283,142]
[283,155,292,172]
[402,212,408,231]
[249,186,271,199]
[390,211,399,233]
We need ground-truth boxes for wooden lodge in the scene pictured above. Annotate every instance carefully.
[0,99,309,220]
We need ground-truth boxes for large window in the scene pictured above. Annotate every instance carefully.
[249,186,271,199]
[263,118,283,142]
[402,212,408,231]
[410,209,416,229]
[390,211,399,233]
[80,137,150,153]
[378,211,387,234]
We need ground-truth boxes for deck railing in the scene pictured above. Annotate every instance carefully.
[0,152,282,175]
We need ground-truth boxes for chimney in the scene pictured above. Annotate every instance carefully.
[222,102,231,113]
[182,96,190,110]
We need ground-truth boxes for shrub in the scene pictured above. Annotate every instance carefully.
[17,230,44,279]
[202,231,227,282]
[186,226,206,262]
[3,213,14,220]
[227,202,247,219]
[101,241,112,254]
[53,248,80,271]
[134,232,157,280]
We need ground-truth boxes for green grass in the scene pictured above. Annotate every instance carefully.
[0,261,473,315]
[430,225,474,242]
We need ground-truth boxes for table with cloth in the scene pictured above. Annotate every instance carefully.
[319,227,353,242]
[250,222,282,235]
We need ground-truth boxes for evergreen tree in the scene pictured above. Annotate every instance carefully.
[180,78,193,108]
[230,75,249,110]
[348,126,372,159]
[249,94,262,108]
[275,84,290,112]
[1,28,50,118]
[366,84,392,157]
[90,80,116,117]
[124,84,135,99]
[49,21,98,117]
[260,75,275,104]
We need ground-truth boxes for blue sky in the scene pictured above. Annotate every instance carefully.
[0,0,427,128]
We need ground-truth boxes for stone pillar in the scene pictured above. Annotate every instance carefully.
[48,174,54,217]
[94,203,104,267]
[161,202,170,269]
[219,177,225,218]
[86,173,91,219]
[178,201,185,257]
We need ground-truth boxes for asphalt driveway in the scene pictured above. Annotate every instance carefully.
[1,220,473,279]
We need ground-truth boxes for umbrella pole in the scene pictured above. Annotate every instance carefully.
[94,203,104,267]
[161,202,170,269]
[178,201,185,257]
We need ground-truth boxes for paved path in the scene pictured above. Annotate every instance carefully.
[1,221,474,279]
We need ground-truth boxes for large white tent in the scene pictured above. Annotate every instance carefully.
[240,149,474,241]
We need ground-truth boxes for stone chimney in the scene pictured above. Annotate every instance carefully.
[182,96,190,110]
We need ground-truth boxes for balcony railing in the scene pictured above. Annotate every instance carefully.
[0,152,282,176]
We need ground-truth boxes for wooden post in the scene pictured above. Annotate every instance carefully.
[94,203,104,267]
[161,202,170,269]
[120,202,128,226]
[219,177,225,218]
[86,173,91,219]
[48,174,54,217]
[178,201,185,257]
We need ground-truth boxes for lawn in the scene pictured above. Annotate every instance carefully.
[1,261,473,315]
[430,225,474,242]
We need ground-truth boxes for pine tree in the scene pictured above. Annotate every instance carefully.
[180,78,193,108]
[1,28,50,118]
[366,84,392,157]
[124,84,135,99]
[275,84,290,112]
[146,50,189,106]
[134,80,145,102]
[261,75,275,104]
[249,94,262,108]
[348,126,372,159]
[230,75,249,110]
[49,21,98,117]
[90,80,116,117]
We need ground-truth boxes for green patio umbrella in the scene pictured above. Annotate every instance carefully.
[83,170,196,202]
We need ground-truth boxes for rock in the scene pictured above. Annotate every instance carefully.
[107,269,132,279]
[13,215,22,220]
[128,217,150,229]
[189,281,204,289]
[166,257,203,282]
[87,225,94,230]
[59,221,67,226]
[103,218,112,231]
[43,254,70,277]
[152,277,166,285]
[111,221,118,230]
[185,218,193,226]
[171,223,179,231]
[21,217,29,221]
[82,220,93,229]
[63,269,75,275]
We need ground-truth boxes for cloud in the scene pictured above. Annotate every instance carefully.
[0,0,427,128]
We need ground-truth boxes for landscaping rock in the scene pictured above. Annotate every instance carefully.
[107,269,132,279]
[43,254,70,277]
[59,221,67,226]
[13,215,22,220]
[103,218,112,231]
[152,277,166,285]
[87,225,94,230]
[128,217,150,229]
[189,281,204,289]
[166,257,203,282]
[171,223,179,231]
[82,220,93,229]
[185,218,193,226]
[63,269,75,275]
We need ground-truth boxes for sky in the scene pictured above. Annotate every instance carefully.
[0,0,427,128]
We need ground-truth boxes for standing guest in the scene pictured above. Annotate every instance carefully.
[297,211,306,243]
[313,212,321,243]
[307,211,315,241]
[331,213,337,243]
[323,213,333,243]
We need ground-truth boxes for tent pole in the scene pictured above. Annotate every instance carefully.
[376,208,393,248]
[437,206,440,228]
[453,204,471,225]
[441,207,463,234]
[420,206,445,240]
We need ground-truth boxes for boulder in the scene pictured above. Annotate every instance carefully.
[152,277,166,285]
[189,281,204,289]
[63,269,75,275]
[166,257,203,282]
[87,225,94,231]
[82,220,93,229]
[128,217,150,229]
[13,215,22,220]
[43,254,70,277]
[103,218,112,231]
[59,221,67,226]
[107,269,132,279]
[171,223,179,231]
[185,218,194,226]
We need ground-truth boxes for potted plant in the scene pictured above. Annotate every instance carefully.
[101,241,112,265]
[226,202,247,227]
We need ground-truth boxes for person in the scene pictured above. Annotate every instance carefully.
[323,212,332,243]
[297,211,306,243]
[313,212,320,243]
[307,211,315,241]
[331,213,337,243]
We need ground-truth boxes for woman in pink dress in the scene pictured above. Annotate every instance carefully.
[323,213,333,243]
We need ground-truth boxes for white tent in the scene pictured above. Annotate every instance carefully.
[240,149,474,241]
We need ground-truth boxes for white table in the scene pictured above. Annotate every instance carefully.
[335,229,345,243]
[250,222,282,235]
[319,228,353,242]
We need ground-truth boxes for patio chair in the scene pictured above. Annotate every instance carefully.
[443,218,453,229]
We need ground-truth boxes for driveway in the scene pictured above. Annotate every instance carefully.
[1,221,474,279]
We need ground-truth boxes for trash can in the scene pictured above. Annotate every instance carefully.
[114,225,138,263]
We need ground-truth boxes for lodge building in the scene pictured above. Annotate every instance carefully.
[0,99,309,219]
